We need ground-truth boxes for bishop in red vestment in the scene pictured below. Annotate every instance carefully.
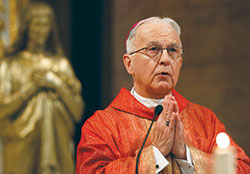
[76,16,250,173]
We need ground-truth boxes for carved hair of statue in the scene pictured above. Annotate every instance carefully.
[6,2,64,56]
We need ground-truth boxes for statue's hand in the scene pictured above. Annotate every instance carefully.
[32,70,62,89]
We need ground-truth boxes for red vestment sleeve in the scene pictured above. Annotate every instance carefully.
[76,111,157,174]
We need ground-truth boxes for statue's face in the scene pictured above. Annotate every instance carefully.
[28,10,51,47]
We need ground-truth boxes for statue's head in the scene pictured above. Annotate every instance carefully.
[8,2,63,55]
[24,3,54,47]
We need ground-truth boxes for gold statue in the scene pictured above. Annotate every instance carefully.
[0,19,4,58]
[0,2,84,174]
[0,0,5,59]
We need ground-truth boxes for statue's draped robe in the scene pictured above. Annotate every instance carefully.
[0,52,82,174]
[76,88,250,174]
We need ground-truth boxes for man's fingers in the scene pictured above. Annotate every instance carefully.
[157,95,171,122]
[175,113,183,132]
[157,95,177,124]
[170,97,179,114]
[168,111,177,129]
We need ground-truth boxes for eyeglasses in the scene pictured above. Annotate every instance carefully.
[129,45,183,62]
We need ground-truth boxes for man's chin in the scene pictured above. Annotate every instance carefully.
[151,86,172,98]
[157,82,173,91]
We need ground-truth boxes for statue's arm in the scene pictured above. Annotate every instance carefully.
[53,58,84,122]
[0,82,38,120]
[54,80,84,122]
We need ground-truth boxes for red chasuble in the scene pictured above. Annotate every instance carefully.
[76,88,250,174]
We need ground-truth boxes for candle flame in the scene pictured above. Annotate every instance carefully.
[216,132,230,148]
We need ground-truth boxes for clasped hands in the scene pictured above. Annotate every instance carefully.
[31,69,63,90]
[151,95,186,160]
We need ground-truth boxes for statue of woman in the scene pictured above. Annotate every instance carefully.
[0,2,84,174]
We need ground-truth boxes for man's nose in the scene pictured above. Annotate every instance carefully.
[159,49,171,65]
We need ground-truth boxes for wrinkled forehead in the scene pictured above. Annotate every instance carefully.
[135,21,180,46]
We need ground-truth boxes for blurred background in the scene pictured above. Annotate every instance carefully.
[1,0,249,159]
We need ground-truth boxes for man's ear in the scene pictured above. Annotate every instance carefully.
[123,54,134,75]
[179,57,183,68]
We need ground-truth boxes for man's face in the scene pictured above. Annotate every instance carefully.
[123,20,183,99]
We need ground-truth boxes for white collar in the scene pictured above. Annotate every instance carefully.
[130,87,165,108]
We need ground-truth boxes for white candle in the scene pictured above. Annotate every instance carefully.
[214,132,235,174]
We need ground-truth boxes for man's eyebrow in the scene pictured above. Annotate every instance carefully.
[168,43,180,47]
[146,41,180,47]
[146,41,161,46]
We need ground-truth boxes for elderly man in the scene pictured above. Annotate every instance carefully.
[76,17,250,174]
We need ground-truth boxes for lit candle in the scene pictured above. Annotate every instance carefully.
[214,132,235,174]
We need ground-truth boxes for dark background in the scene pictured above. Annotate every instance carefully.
[71,0,105,146]
[37,0,250,156]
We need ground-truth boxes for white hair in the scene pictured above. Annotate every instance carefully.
[126,17,181,54]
